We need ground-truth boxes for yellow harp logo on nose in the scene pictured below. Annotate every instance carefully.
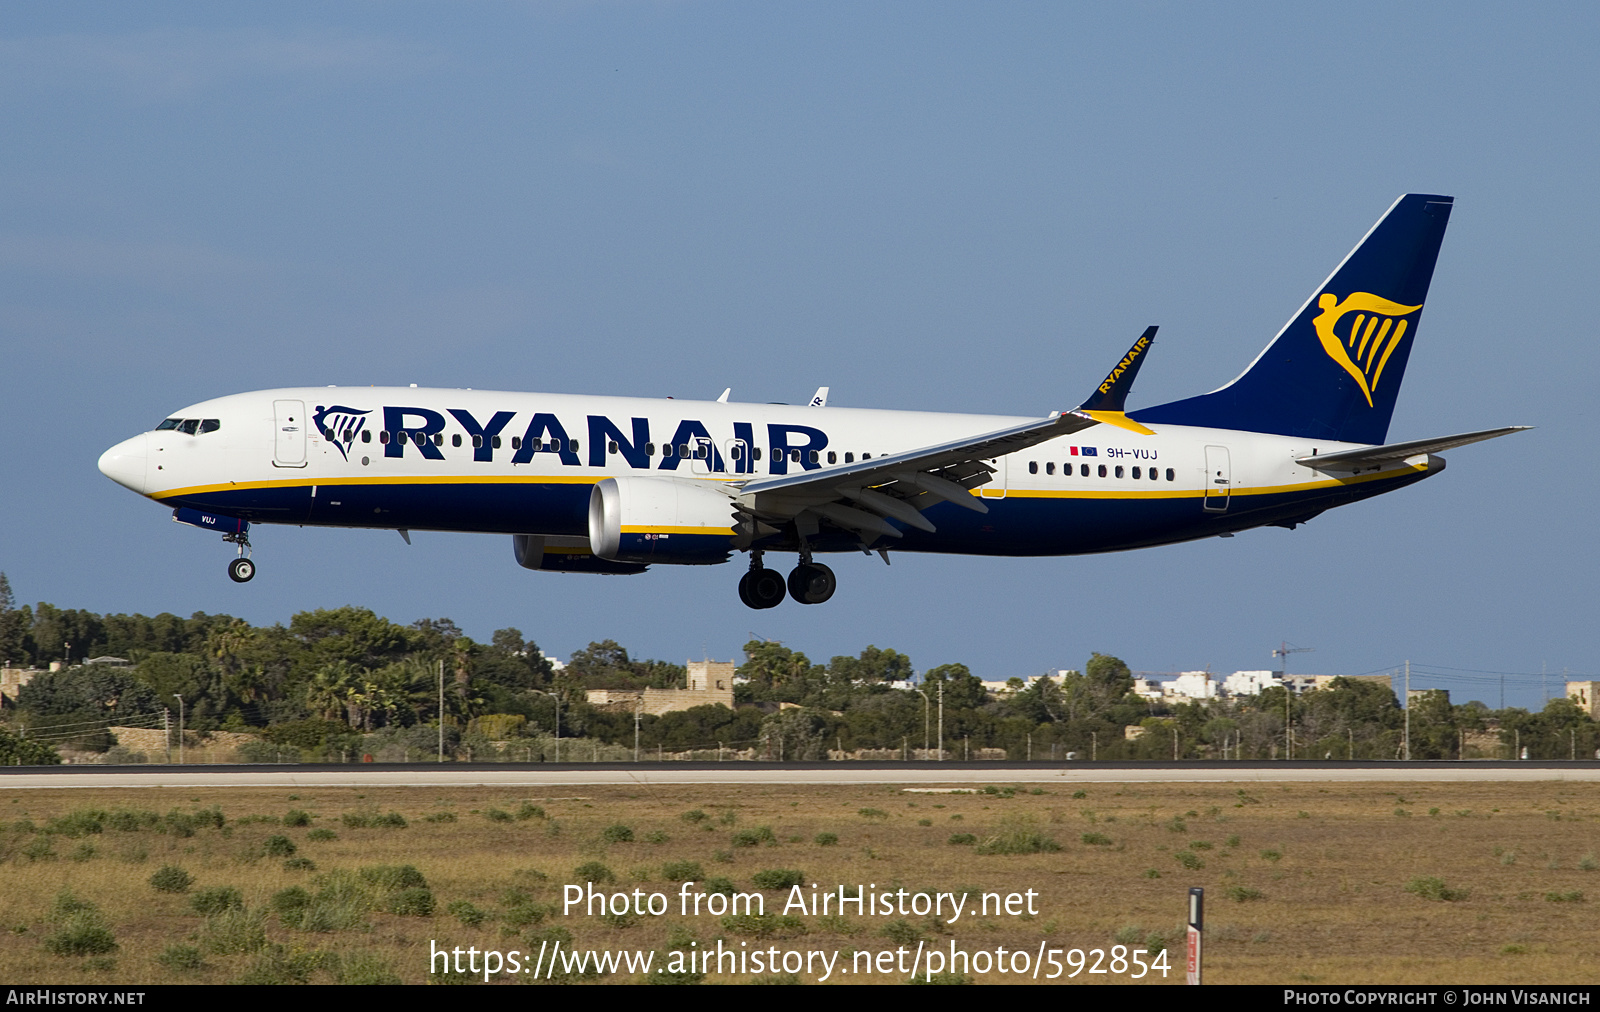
[1312,292,1422,407]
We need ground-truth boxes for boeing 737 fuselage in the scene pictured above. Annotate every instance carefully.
[97,194,1526,608]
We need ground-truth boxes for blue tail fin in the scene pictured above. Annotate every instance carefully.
[1130,194,1453,445]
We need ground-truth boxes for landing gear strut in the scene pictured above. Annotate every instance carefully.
[224,531,255,583]
[737,552,785,609]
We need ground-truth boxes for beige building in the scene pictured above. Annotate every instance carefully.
[586,659,736,716]
[1568,681,1600,720]
[0,666,41,705]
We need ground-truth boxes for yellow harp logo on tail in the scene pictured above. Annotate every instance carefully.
[1312,292,1422,407]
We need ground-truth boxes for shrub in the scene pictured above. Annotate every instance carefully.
[516,803,546,821]
[307,828,337,842]
[732,826,777,848]
[814,832,838,847]
[359,865,426,891]
[387,888,436,916]
[1579,853,1598,872]
[283,856,316,872]
[191,887,244,916]
[1173,851,1204,871]
[1142,869,1162,879]
[751,869,804,890]
[858,808,889,820]
[1544,891,1584,903]
[1189,840,1213,851]
[1081,832,1113,846]
[485,808,514,823]
[1405,877,1468,902]
[948,833,977,846]
[271,887,312,926]
[681,810,707,823]
[375,812,407,828]
[44,915,117,957]
[423,812,457,823]
[1259,849,1283,862]
[158,945,205,971]
[917,819,933,826]
[262,835,297,857]
[601,824,635,843]
[645,830,670,844]
[574,861,616,884]
[447,901,487,927]
[149,865,193,894]
[880,919,924,945]
[201,906,267,955]
[1226,886,1263,902]
[663,861,705,882]
[721,913,806,940]
[704,877,738,896]
[283,810,312,827]
[1071,790,1087,799]
[975,816,1061,855]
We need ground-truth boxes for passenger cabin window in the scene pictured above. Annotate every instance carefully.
[1028,461,1038,474]
[1150,468,1158,481]
[1080,463,1089,477]
[1165,468,1175,481]
[511,436,522,450]
[433,433,444,446]
[362,431,372,443]
[809,450,819,463]
[1114,465,1124,478]
[1131,466,1141,479]
[472,435,482,448]
[1098,464,1107,477]
[844,452,854,463]
[491,435,501,449]
[827,451,837,464]
[609,440,619,454]
[379,431,389,444]
[452,434,462,447]
[1046,462,1055,475]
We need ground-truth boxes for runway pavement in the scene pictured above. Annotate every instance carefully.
[4,761,1599,790]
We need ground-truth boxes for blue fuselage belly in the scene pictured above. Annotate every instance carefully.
[164,468,1426,557]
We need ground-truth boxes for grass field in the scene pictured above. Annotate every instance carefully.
[2,779,1598,985]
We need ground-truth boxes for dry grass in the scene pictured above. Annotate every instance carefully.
[1,781,1598,984]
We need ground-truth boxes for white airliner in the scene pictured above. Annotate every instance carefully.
[99,194,1525,609]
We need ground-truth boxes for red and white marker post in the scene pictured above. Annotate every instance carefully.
[1186,887,1203,985]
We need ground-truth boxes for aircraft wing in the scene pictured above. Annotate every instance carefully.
[1296,426,1531,471]
[729,409,1103,543]
[727,328,1162,545]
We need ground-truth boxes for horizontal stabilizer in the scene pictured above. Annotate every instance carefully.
[1297,426,1530,470]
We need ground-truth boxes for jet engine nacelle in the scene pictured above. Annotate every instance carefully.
[512,534,648,575]
[588,476,737,565]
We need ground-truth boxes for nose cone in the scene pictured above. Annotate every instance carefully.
[98,434,149,495]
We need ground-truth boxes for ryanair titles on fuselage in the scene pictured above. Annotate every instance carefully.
[307,400,1109,476]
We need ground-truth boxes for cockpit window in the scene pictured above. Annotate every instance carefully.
[156,418,182,431]
[200,419,221,434]
[179,419,200,435]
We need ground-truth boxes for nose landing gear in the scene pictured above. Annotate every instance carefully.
[224,530,255,583]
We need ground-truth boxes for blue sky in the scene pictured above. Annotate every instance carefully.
[2,3,1595,708]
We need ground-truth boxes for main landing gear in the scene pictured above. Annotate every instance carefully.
[737,551,836,609]
[224,531,255,583]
